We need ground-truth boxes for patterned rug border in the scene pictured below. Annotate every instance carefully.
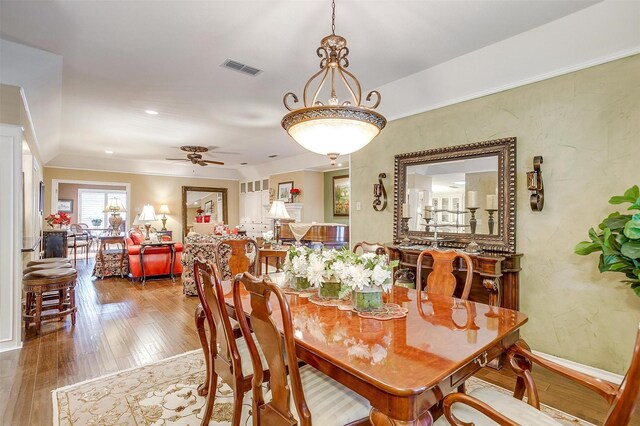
[51,349,594,426]
[51,349,202,426]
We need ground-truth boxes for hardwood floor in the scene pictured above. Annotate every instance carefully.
[0,256,636,425]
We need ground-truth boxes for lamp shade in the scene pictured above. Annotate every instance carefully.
[132,214,141,226]
[139,204,157,222]
[267,200,290,220]
[158,204,171,214]
[105,197,126,212]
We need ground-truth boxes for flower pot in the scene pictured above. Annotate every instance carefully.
[352,286,383,311]
[195,216,203,223]
[203,215,211,223]
[319,279,342,300]
[290,276,311,291]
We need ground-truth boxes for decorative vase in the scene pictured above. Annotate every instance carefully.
[204,215,211,223]
[290,276,311,291]
[195,216,203,223]
[352,285,383,311]
[319,278,342,300]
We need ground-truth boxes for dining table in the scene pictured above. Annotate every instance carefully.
[221,272,528,425]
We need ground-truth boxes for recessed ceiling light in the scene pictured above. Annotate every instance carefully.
[105,150,114,154]
[337,163,343,167]
[268,154,278,158]
[145,110,159,115]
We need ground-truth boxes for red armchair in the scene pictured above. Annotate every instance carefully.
[126,230,183,279]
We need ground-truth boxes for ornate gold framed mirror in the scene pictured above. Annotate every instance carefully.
[181,186,228,239]
[394,137,516,253]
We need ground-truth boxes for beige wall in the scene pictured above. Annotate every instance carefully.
[44,167,239,242]
[270,170,324,222]
[57,183,126,224]
[324,169,349,225]
[351,54,640,374]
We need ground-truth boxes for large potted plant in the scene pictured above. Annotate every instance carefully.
[575,185,640,296]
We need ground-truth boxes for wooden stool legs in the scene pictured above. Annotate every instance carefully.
[22,269,78,334]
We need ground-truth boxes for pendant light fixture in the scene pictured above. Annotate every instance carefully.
[281,0,386,165]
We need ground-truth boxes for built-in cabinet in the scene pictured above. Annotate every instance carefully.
[239,178,272,239]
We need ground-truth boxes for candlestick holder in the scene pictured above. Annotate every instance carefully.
[423,217,432,232]
[466,207,481,253]
[401,217,411,244]
[485,209,498,235]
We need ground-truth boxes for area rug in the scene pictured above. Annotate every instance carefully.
[52,349,593,425]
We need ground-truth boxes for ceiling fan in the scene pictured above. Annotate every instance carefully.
[165,146,224,166]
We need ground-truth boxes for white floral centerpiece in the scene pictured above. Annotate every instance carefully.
[262,230,275,247]
[307,249,348,299]
[284,246,312,290]
[339,252,398,311]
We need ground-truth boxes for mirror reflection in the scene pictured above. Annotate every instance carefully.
[181,186,228,239]
[404,156,499,235]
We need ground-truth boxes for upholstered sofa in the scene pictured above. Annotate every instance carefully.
[126,229,183,279]
[180,233,251,296]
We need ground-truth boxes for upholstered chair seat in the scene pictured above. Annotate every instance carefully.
[434,387,561,426]
[272,364,372,425]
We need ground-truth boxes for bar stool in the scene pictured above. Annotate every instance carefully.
[23,262,72,275]
[23,268,77,334]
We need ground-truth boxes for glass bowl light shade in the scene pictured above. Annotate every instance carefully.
[282,106,385,157]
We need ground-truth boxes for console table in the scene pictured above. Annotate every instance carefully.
[386,244,522,311]
[140,242,176,285]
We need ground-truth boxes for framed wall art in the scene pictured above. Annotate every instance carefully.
[333,175,350,216]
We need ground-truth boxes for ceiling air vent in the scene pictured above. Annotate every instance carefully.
[221,59,263,76]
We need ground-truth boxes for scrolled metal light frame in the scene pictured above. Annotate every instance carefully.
[281,2,386,164]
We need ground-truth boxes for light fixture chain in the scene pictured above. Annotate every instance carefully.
[331,0,336,35]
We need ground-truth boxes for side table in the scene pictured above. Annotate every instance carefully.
[258,246,289,275]
[139,242,176,285]
[97,234,126,278]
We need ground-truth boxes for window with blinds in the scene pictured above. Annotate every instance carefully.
[78,189,127,227]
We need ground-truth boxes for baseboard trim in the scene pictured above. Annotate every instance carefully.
[532,350,624,385]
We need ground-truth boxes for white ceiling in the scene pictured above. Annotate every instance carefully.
[0,0,602,177]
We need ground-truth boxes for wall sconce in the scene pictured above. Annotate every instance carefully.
[527,156,544,211]
[373,173,388,211]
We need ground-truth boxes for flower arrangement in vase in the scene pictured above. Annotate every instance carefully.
[339,251,398,311]
[289,187,301,202]
[91,218,103,227]
[283,246,312,290]
[262,230,275,248]
[45,212,71,229]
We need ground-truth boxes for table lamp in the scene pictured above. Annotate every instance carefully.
[158,204,171,231]
[139,204,157,242]
[104,197,126,235]
[267,200,290,247]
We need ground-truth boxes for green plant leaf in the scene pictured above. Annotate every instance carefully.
[574,241,601,255]
[621,241,640,259]
[609,185,640,204]
[628,198,640,210]
[616,233,629,245]
[633,285,640,298]
[623,218,640,240]
[602,213,632,232]
[588,228,604,245]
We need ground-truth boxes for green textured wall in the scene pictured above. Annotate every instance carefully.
[324,168,349,225]
[351,54,640,374]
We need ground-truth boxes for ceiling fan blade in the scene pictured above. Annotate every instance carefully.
[165,158,189,161]
[201,160,225,165]
[197,161,208,166]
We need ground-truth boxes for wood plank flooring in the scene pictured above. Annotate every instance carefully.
[0,256,636,425]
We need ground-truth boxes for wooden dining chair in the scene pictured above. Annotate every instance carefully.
[193,259,270,426]
[439,327,640,425]
[215,238,259,280]
[416,248,474,300]
[233,272,371,426]
[352,241,389,256]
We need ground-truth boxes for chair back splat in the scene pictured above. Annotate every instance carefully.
[416,249,474,300]
[193,259,246,426]
[215,239,259,280]
[352,241,389,257]
[234,272,311,426]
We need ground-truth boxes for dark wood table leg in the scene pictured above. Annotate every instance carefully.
[370,408,433,426]
[140,246,146,285]
[34,289,43,334]
[170,244,176,283]
[99,243,106,279]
